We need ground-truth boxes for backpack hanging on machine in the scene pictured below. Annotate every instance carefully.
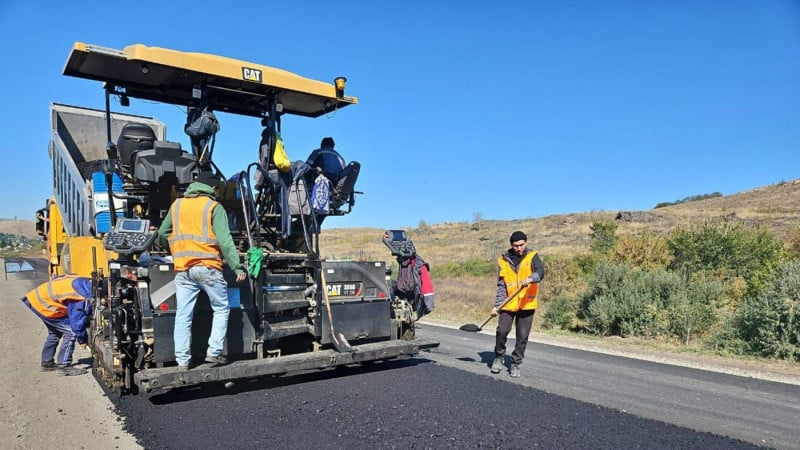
[310,174,330,214]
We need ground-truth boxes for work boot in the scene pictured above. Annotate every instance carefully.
[490,357,503,374]
[177,364,189,372]
[509,364,521,378]
[57,365,88,376]
[205,355,227,366]
[41,361,58,372]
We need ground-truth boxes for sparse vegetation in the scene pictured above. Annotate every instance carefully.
[654,191,722,209]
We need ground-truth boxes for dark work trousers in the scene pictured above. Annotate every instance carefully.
[494,309,535,366]
[21,297,77,366]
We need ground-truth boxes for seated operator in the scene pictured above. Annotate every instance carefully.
[306,137,346,183]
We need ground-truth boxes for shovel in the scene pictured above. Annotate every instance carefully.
[320,267,355,352]
[459,285,527,333]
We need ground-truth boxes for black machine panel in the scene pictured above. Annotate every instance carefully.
[103,218,157,254]
[320,260,393,344]
[382,229,416,258]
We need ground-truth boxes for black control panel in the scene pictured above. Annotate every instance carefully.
[382,229,416,258]
[103,218,157,254]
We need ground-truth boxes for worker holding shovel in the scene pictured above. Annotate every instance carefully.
[490,231,544,378]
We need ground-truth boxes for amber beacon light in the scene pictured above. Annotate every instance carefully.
[334,76,347,97]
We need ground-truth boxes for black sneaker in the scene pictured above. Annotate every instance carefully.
[57,365,88,376]
[41,361,58,372]
[204,355,227,366]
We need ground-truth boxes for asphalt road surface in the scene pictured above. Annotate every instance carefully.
[108,324,800,449]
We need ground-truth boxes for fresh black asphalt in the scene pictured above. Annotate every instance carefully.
[111,357,762,449]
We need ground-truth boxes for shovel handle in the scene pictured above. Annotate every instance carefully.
[481,284,528,330]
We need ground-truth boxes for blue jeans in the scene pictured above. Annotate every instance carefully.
[174,266,230,366]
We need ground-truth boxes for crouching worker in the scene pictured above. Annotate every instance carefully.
[21,275,92,376]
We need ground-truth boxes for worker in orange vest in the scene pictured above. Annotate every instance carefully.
[21,275,92,376]
[158,182,246,371]
[490,231,544,378]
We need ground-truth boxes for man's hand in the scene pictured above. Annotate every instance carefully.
[79,343,89,350]
[236,272,247,283]
[522,275,539,287]
[490,307,498,317]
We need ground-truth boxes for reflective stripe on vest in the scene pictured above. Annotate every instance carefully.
[25,276,83,319]
[167,196,222,271]
[497,251,539,312]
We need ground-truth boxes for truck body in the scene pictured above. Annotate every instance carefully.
[44,42,437,393]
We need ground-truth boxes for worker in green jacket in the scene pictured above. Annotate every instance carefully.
[157,181,245,370]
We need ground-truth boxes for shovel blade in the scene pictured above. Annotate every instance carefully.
[332,332,356,353]
[459,324,481,333]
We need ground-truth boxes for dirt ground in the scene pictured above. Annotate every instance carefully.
[0,261,141,450]
[0,258,797,450]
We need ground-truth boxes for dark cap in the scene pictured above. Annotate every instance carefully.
[510,231,527,243]
[321,137,335,147]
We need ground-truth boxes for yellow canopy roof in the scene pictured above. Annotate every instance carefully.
[63,42,357,118]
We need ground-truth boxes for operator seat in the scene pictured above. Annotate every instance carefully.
[330,161,360,213]
[133,141,198,185]
[117,123,157,173]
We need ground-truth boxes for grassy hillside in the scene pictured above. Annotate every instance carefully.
[321,179,800,271]
[0,219,38,238]
[320,179,800,332]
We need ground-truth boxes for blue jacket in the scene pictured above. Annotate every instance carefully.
[306,146,346,182]
[22,277,92,344]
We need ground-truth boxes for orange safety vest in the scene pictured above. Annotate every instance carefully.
[497,251,540,312]
[25,275,84,319]
[167,196,223,272]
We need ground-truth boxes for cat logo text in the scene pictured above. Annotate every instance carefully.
[242,67,262,83]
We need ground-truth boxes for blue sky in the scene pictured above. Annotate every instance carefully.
[1,1,798,229]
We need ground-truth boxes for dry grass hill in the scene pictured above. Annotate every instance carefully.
[0,219,39,238]
[319,179,800,267]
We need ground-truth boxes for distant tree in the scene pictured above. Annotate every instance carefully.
[589,221,618,255]
[471,212,484,231]
[418,220,429,231]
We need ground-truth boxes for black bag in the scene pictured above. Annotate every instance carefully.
[185,107,219,139]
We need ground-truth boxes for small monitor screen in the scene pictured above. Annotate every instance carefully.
[390,230,406,241]
[118,219,146,233]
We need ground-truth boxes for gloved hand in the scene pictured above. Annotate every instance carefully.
[490,307,499,317]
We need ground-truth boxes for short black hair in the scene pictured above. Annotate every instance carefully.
[321,137,335,147]
[510,231,527,243]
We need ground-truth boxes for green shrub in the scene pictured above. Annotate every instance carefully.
[540,254,589,299]
[541,294,580,330]
[666,276,725,344]
[580,263,671,337]
[735,260,800,361]
[431,258,496,278]
[579,262,726,340]
[668,221,785,295]
[589,221,618,255]
[609,232,672,271]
